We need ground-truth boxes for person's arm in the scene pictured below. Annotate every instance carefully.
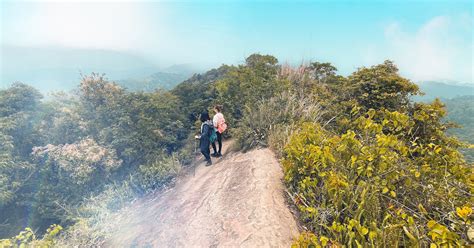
[196,123,204,139]
[213,115,218,127]
[200,124,210,141]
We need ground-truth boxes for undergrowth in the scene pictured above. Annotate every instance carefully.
[234,91,322,152]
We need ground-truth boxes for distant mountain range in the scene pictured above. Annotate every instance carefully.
[0,45,201,93]
[117,71,193,91]
[1,46,472,96]
[414,81,474,102]
[413,82,474,162]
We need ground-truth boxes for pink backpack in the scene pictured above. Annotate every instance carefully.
[216,114,227,133]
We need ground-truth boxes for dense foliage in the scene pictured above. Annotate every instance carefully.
[0,73,195,240]
[234,91,322,152]
[0,57,234,245]
[218,57,473,246]
[172,65,232,127]
[285,111,471,246]
[1,54,472,247]
[1,83,45,233]
[215,54,289,124]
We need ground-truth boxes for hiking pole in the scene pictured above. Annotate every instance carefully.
[193,136,198,177]
[194,139,197,154]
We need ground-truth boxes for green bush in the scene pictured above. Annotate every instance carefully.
[284,108,472,247]
[50,181,138,247]
[234,91,322,151]
[0,224,63,248]
[215,54,286,122]
[135,153,181,192]
[267,123,297,158]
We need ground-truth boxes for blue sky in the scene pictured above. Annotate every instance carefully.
[1,0,473,83]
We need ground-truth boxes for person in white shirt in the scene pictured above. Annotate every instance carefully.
[211,105,227,157]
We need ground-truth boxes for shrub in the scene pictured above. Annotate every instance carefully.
[28,139,122,227]
[32,139,122,185]
[215,54,286,122]
[52,181,137,247]
[291,232,337,248]
[2,149,184,247]
[284,109,472,247]
[0,224,63,247]
[234,91,322,151]
[135,153,181,192]
[267,123,297,158]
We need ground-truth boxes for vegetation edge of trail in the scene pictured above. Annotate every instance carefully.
[0,54,472,247]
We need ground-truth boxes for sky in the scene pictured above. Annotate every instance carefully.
[1,0,473,84]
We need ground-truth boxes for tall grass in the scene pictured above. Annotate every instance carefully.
[234,91,323,152]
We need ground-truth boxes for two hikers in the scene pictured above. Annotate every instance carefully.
[198,105,226,166]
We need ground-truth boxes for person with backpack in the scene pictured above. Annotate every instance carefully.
[198,112,215,166]
[211,105,227,158]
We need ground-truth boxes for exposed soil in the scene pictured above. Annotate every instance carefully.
[106,145,299,247]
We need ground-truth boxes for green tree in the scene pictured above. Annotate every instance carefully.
[30,139,122,227]
[0,83,43,237]
[172,65,232,127]
[1,75,193,237]
[307,62,337,83]
[77,73,187,167]
[37,92,87,145]
[216,54,288,123]
[347,60,420,112]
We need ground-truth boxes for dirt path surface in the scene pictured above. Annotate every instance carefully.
[106,146,299,247]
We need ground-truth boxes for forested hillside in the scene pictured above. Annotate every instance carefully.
[412,84,474,162]
[444,96,474,162]
[0,75,188,238]
[415,82,474,102]
[0,55,472,247]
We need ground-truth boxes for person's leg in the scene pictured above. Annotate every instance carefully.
[201,149,210,160]
[211,141,218,155]
[217,132,223,155]
[204,145,212,165]
[200,140,211,160]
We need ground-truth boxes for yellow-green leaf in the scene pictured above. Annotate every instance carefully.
[319,236,329,246]
[427,220,437,229]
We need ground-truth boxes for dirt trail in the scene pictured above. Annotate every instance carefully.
[106,145,299,247]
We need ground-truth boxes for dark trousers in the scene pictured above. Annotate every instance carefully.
[212,131,223,154]
[200,139,211,160]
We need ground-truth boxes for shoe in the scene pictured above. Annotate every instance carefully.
[216,153,222,157]
[211,152,219,157]
[205,160,212,166]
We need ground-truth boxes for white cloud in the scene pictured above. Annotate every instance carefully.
[2,2,161,52]
[383,15,473,83]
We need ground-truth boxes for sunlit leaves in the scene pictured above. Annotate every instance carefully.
[455,206,472,222]
[286,108,472,246]
[347,60,420,112]
[0,224,62,247]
